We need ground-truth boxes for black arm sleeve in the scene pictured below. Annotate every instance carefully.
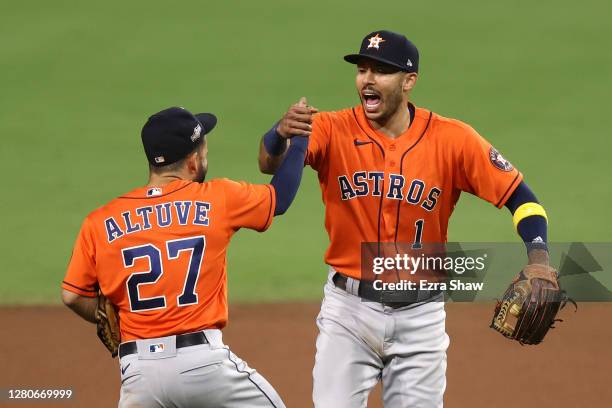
[270,137,308,215]
[505,181,548,251]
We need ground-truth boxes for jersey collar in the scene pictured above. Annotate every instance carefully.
[120,179,194,199]
[353,103,431,149]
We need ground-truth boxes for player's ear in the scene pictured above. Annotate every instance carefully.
[186,151,198,174]
[403,73,418,92]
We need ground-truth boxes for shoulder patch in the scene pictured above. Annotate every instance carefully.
[489,147,514,172]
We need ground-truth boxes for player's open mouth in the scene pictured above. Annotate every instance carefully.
[362,91,381,112]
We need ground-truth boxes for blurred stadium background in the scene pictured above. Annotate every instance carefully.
[1,0,610,304]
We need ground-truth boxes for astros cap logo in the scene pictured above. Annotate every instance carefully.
[367,34,385,49]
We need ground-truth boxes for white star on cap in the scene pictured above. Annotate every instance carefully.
[367,34,385,49]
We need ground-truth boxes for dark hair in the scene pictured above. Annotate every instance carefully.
[148,138,204,175]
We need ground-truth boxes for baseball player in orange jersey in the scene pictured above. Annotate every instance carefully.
[259,31,551,407]
[62,106,310,407]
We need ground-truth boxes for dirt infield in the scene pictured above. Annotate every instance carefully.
[0,303,609,407]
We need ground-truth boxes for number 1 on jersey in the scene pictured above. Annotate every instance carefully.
[123,236,206,312]
[412,219,424,249]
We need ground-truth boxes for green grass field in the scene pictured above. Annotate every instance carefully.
[1,0,610,304]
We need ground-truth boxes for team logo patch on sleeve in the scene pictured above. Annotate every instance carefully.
[489,147,514,172]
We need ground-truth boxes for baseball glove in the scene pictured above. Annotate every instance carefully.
[95,292,121,357]
[491,264,575,345]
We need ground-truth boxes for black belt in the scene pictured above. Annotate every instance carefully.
[119,331,209,358]
[332,272,441,308]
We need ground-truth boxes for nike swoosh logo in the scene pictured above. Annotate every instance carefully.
[354,140,372,146]
[121,363,131,375]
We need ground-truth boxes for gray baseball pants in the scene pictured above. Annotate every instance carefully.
[118,329,285,408]
[313,270,449,407]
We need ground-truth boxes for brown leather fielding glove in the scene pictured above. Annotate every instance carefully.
[95,292,121,357]
[491,264,574,345]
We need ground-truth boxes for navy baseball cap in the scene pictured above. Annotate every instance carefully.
[344,30,419,73]
[141,107,217,167]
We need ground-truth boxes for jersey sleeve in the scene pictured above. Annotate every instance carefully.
[62,217,98,297]
[453,123,523,208]
[220,179,276,232]
[305,112,332,172]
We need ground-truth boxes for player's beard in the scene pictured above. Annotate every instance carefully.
[195,161,207,183]
[377,87,404,124]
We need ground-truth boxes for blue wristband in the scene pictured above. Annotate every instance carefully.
[263,124,288,156]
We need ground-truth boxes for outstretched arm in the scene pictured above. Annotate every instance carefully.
[258,97,317,174]
[270,136,308,216]
[492,181,570,345]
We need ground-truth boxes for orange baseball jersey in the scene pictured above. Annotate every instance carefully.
[306,104,522,279]
[62,179,275,341]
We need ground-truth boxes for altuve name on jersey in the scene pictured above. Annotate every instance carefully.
[338,172,441,211]
[104,201,211,243]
